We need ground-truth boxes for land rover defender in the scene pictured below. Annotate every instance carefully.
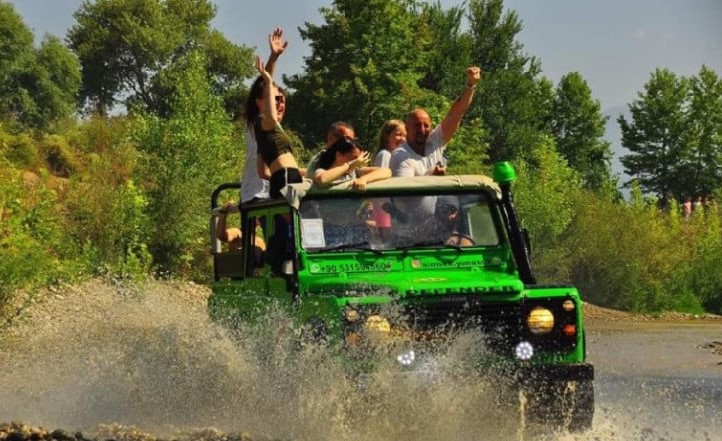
[208,162,594,431]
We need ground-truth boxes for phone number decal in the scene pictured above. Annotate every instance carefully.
[310,261,393,273]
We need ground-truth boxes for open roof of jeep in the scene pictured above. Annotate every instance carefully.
[281,174,502,208]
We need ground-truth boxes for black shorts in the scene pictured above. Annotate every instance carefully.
[269,167,303,199]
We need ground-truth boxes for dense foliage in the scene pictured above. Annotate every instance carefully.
[67,0,255,116]
[0,3,80,129]
[1,0,722,317]
[620,66,722,206]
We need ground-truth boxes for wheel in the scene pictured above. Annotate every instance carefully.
[564,380,594,432]
[522,380,594,433]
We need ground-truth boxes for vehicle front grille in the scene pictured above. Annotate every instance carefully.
[399,296,522,354]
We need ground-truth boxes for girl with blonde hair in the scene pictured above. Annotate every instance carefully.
[373,119,406,168]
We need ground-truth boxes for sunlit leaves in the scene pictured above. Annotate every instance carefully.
[68,0,253,116]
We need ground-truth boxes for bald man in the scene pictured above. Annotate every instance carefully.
[390,66,482,178]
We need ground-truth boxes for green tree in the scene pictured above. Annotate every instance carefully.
[0,1,34,120]
[619,68,690,205]
[284,0,429,146]
[0,2,80,128]
[416,1,473,96]
[550,72,612,191]
[514,136,581,281]
[30,36,82,125]
[133,51,236,276]
[67,0,254,116]
[465,0,554,162]
[686,65,722,198]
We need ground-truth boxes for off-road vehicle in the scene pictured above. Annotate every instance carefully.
[208,162,594,431]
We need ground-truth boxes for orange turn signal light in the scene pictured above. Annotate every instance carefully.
[562,324,576,336]
[345,332,361,346]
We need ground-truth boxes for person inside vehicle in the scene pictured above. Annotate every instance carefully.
[216,201,267,252]
[371,119,406,239]
[305,121,357,179]
[390,66,482,178]
[433,196,474,247]
[312,136,391,190]
[373,119,407,169]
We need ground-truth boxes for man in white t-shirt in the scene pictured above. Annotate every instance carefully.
[390,66,482,178]
[387,66,481,241]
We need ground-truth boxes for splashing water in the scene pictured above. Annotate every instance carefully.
[1,279,720,441]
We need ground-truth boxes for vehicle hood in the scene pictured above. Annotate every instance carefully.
[301,268,524,298]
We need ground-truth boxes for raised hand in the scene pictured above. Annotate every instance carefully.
[255,56,271,80]
[347,151,371,170]
[268,27,288,58]
[466,66,482,87]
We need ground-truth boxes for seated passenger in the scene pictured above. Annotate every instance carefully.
[431,196,473,247]
[217,201,267,252]
[306,121,357,179]
[385,195,472,247]
[312,136,391,190]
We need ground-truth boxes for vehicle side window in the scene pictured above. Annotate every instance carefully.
[265,212,295,276]
[245,214,267,277]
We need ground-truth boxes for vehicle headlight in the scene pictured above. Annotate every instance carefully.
[514,341,534,360]
[527,307,554,335]
[364,315,391,334]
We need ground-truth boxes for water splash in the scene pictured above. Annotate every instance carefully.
[1,279,720,441]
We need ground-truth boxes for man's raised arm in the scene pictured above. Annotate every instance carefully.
[440,66,482,144]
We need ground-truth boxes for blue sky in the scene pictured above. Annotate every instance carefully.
[9,0,721,112]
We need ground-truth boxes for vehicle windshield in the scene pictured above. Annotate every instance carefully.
[298,192,500,252]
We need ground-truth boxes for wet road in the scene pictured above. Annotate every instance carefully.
[585,321,722,440]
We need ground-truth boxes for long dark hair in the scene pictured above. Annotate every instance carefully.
[319,136,364,169]
[242,76,285,127]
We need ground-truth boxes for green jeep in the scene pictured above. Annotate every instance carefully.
[208,162,594,431]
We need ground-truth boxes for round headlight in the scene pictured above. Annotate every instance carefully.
[527,307,554,335]
[364,315,391,334]
[562,300,575,312]
[514,341,534,360]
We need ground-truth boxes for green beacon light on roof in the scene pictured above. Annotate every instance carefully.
[493,161,517,185]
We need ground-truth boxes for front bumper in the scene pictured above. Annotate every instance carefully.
[513,362,594,383]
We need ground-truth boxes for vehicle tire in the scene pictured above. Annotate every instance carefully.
[522,379,594,433]
[564,380,594,432]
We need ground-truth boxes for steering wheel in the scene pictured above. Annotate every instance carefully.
[448,233,476,246]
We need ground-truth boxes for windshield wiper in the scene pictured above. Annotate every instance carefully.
[322,241,383,255]
[398,240,463,254]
